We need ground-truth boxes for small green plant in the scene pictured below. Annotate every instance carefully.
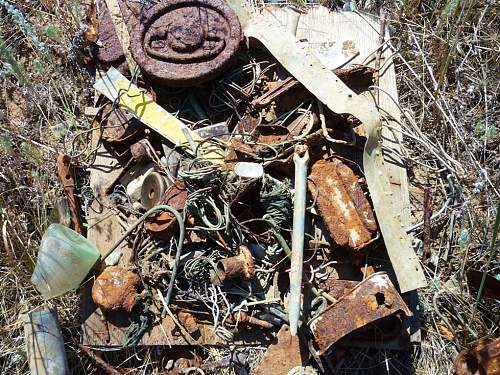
[43,25,59,41]
[0,134,13,155]
[0,0,47,55]
[0,37,27,84]
[474,123,498,141]
[20,142,44,165]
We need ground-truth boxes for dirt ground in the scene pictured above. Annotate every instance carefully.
[0,0,498,374]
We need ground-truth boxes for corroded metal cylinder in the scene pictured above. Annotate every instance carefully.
[130,0,242,87]
[213,245,255,285]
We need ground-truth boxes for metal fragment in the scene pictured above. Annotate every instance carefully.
[252,325,304,375]
[101,106,143,144]
[130,0,242,87]
[92,266,141,312]
[455,338,500,375]
[309,272,412,356]
[177,311,200,335]
[96,4,127,73]
[308,158,377,250]
[213,245,255,284]
[56,154,82,234]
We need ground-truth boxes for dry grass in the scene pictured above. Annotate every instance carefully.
[0,0,498,374]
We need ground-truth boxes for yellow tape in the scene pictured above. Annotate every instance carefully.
[94,67,223,163]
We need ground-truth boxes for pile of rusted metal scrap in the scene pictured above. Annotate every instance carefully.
[29,1,432,374]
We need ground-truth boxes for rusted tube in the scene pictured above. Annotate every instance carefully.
[213,245,255,285]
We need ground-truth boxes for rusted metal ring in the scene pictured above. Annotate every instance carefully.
[130,0,242,87]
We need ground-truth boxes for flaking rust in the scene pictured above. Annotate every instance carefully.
[130,0,242,87]
[309,272,412,356]
[308,158,377,250]
[455,338,500,375]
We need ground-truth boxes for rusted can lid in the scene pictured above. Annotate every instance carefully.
[130,0,243,87]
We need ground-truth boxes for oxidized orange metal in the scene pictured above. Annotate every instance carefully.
[252,325,304,375]
[145,180,188,238]
[309,272,412,356]
[92,266,141,312]
[308,158,377,250]
[212,245,255,285]
[455,338,500,375]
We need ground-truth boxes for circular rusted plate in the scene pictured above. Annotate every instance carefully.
[130,0,242,87]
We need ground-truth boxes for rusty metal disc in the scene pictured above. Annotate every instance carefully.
[130,0,242,87]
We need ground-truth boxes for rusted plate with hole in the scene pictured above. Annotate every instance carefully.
[130,0,242,87]
[455,338,500,375]
[309,272,412,356]
[308,158,377,250]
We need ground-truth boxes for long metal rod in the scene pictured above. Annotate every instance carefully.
[289,145,309,336]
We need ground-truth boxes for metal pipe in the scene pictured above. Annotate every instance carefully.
[289,145,309,336]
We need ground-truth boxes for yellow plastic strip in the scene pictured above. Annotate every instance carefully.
[94,67,223,163]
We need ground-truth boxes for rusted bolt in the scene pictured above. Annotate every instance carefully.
[92,266,141,312]
[130,0,242,87]
[213,245,255,285]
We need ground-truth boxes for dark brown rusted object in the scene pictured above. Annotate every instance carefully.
[308,158,377,250]
[145,180,188,238]
[130,0,242,87]
[455,338,500,375]
[101,106,144,144]
[422,187,433,262]
[213,245,255,285]
[230,311,274,329]
[252,325,305,375]
[92,266,141,312]
[467,269,500,300]
[56,154,82,234]
[78,344,122,375]
[309,272,412,356]
[96,5,127,73]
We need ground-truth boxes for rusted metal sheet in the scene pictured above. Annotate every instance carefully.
[455,338,500,375]
[309,272,412,356]
[145,180,187,238]
[130,0,242,87]
[308,158,377,250]
[252,325,305,375]
[96,4,128,73]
